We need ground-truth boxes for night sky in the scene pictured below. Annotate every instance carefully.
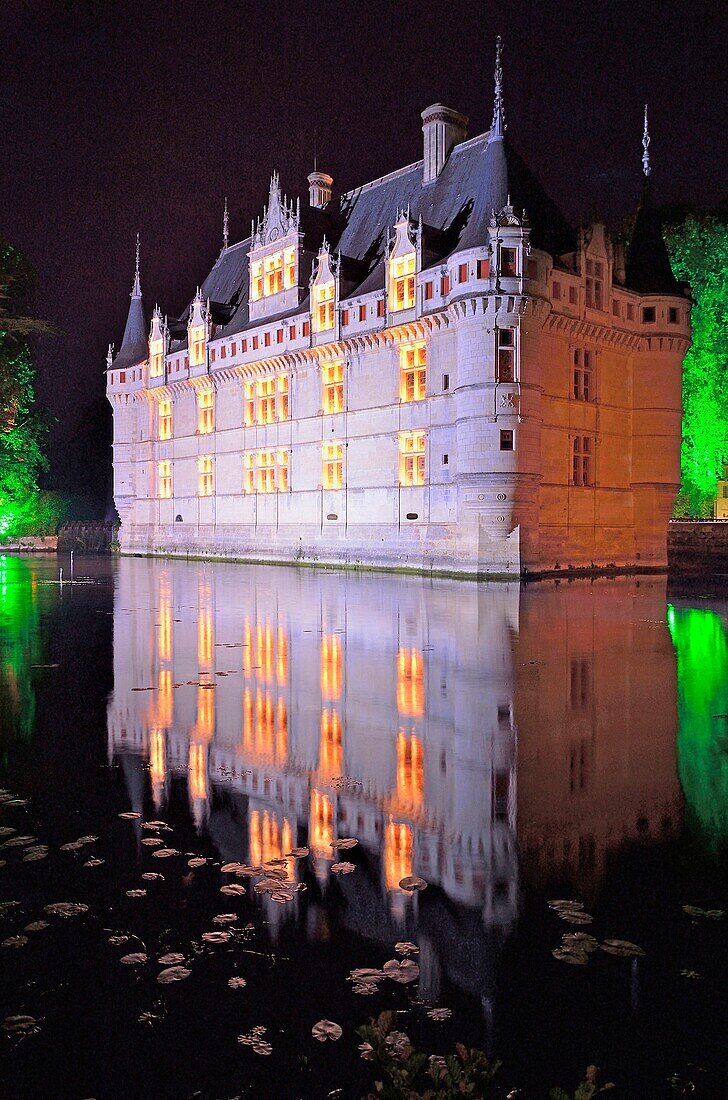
[0,0,724,512]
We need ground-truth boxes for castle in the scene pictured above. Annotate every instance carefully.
[107,41,690,576]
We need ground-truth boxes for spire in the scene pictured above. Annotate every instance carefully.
[131,232,141,298]
[106,343,114,370]
[489,35,506,142]
[642,103,651,177]
[114,236,148,370]
[222,197,229,250]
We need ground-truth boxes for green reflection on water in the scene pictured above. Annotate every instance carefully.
[0,555,43,743]
[668,602,728,848]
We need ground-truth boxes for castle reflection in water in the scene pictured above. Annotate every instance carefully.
[107,559,681,1001]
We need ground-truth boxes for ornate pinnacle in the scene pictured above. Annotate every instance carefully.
[642,103,651,177]
[223,197,229,250]
[131,233,142,298]
[490,35,506,141]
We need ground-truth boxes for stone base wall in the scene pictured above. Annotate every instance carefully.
[667,520,728,575]
[0,536,58,553]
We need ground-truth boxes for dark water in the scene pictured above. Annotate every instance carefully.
[0,555,726,1099]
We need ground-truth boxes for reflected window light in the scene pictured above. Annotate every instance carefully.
[243,618,253,676]
[321,634,342,700]
[149,728,166,791]
[155,668,173,728]
[384,820,413,890]
[194,684,215,741]
[397,648,424,716]
[310,789,334,857]
[277,698,288,759]
[396,730,423,808]
[320,708,343,775]
[277,627,288,685]
[188,742,207,801]
[243,687,254,749]
[158,597,172,663]
[250,810,294,870]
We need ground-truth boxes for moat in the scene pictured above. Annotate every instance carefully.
[1,555,725,1098]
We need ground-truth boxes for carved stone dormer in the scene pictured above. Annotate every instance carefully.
[488,198,530,286]
[580,222,611,311]
[188,289,209,372]
[387,209,421,314]
[310,239,339,340]
[149,305,168,382]
[249,172,303,322]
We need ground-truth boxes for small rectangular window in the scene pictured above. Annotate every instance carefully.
[302,321,310,337]
[231,342,237,355]
[500,429,514,451]
[399,431,426,486]
[477,259,490,279]
[553,281,561,300]
[377,299,385,318]
[442,275,450,295]
[527,258,538,280]
[242,339,248,352]
[210,348,216,363]
[289,325,296,340]
[359,304,367,322]
[626,304,634,321]
[442,373,449,391]
[322,441,343,489]
[443,454,449,465]
[424,281,433,301]
[197,390,214,434]
[276,328,283,344]
[497,329,515,382]
[220,345,227,359]
[458,262,468,283]
[252,335,259,350]
[500,247,517,277]
[569,286,577,305]
[400,344,426,403]
[341,309,349,326]
[264,332,271,347]
[669,307,679,324]
[642,306,656,323]
[198,455,213,497]
[572,436,593,486]
[158,460,172,499]
[119,371,126,383]
[612,300,620,316]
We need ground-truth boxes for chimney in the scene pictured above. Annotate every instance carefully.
[308,170,333,208]
[421,104,468,184]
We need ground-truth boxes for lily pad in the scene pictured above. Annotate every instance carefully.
[600,939,645,958]
[399,875,427,893]
[119,952,148,965]
[44,902,88,919]
[312,1019,343,1042]
[331,861,355,875]
[157,965,191,983]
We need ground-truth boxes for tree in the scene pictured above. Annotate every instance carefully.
[0,240,60,537]
[663,209,728,516]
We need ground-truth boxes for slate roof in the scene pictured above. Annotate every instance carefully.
[625,180,680,295]
[113,283,148,370]
[166,128,576,345]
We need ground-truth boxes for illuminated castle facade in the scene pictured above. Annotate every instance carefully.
[107,44,690,576]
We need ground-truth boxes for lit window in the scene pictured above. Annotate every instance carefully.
[322,361,344,414]
[244,453,255,494]
[572,436,593,486]
[158,460,172,499]
[399,431,426,486]
[198,455,213,496]
[500,246,517,277]
[158,399,172,440]
[397,649,424,716]
[389,251,416,311]
[284,248,296,289]
[244,382,255,426]
[313,279,335,332]
[277,449,289,492]
[277,375,289,420]
[257,377,276,423]
[150,338,164,378]
[264,252,283,296]
[321,634,342,700]
[197,390,214,434]
[257,450,276,494]
[400,344,426,402]
[189,325,206,367]
[573,350,593,401]
[497,329,515,382]
[251,260,264,301]
[323,441,343,489]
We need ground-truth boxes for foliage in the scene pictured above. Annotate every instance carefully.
[0,240,57,538]
[663,211,728,516]
[549,1064,615,1099]
[357,1012,501,1099]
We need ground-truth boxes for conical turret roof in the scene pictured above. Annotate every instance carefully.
[113,237,148,370]
[625,107,680,295]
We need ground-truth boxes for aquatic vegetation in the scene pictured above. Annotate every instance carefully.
[43,902,88,919]
[312,1019,343,1042]
[398,876,427,893]
[157,965,191,983]
[119,952,147,966]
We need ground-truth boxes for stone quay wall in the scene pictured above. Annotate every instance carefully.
[668,520,728,576]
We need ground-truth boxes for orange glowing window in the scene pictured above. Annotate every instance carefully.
[244,382,255,426]
[197,390,214,434]
[251,260,264,301]
[198,455,213,496]
[397,648,424,716]
[310,789,334,858]
[194,685,215,741]
[277,375,289,420]
[158,460,172,499]
[321,634,342,700]
[257,377,276,423]
[399,432,426,486]
[323,442,343,490]
[396,731,424,808]
[158,399,172,440]
[256,450,276,494]
[188,742,208,800]
[320,708,343,775]
[150,338,164,378]
[313,279,335,332]
[389,252,416,311]
[400,344,426,402]
[384,820,413,890]
[190,324,206,367]
[284,248,296,289]
[322,361,344,414]
[264,252,284,296]
[244,452,255,494]
[277,449,289,493]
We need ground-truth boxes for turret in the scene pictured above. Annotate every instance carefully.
[625,106,680,294]
[112,234,148,372]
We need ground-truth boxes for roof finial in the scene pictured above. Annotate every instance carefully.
[642,103,651,177]
[131,233,142,298]
[223,197,229,250]
[490,35,506,141]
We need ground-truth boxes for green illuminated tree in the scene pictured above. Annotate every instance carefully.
[0,241,59,538]
[663,209,728,516]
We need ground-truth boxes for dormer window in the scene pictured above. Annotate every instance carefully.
[251,261,264,301]
[188,290,207,368]
[388,212,419,313]
[284,248,296,289]
[149,306,166,379]
[313,279,335,332]
[585,259,604,309]
[264,252,283,296]
[500,246,518,277]
[248,174,301,319]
